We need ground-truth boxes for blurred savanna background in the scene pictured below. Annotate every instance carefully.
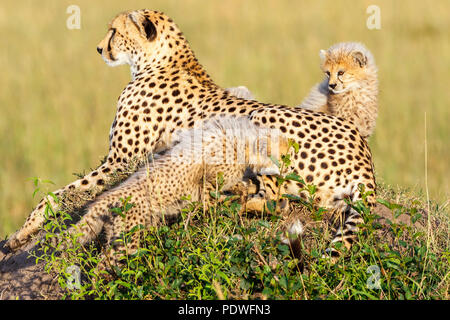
[0,0,448,237]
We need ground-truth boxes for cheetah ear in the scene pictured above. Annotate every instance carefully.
[319,49,327,61]
[352,51,367,67]
[128,12,157,41]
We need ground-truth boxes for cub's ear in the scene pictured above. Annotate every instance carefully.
[128,11,157,41]
[319,49,327,61]
[352,51,367,67]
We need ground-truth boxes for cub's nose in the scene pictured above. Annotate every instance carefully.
[329,83,337,89]
[96,47,103,54]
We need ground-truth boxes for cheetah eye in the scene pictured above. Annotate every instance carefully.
[338,70,345,76]
[325,71,330,77]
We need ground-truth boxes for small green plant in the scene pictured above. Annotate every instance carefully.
[265,140,327,222]
[31,161,448,300]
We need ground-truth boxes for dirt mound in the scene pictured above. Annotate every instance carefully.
[0,239,64,300]
[0,202,425,300]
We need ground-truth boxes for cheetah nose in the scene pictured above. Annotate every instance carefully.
[329,83,337,89]
[96,47,103,55]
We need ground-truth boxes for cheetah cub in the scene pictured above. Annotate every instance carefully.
[231,42,378,138]
[50,117,290,268]
[299,42,378,138]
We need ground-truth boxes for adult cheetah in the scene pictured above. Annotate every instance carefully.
[47,117,291,269]
[7,10,376,258]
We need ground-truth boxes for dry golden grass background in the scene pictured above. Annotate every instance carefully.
[0,0,448,236]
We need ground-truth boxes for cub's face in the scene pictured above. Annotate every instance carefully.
[320,49,368,94]
[96,10,177,69]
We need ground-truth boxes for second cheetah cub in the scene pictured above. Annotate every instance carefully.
[230,42,379,138]
[49,117,290,269]
[299,42,379,138]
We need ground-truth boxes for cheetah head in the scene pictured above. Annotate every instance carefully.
[96,10,187,74]
[320,42,377,94]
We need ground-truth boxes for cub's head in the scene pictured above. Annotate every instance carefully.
[319,42,377,94]
[96,10,188,71]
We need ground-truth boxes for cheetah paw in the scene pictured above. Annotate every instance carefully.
[5,231,29,252]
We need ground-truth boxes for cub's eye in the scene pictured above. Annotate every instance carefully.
[338,70,345,76]
[325,71,330,77]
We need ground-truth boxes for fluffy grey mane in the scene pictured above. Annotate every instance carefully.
[156,116,281,164]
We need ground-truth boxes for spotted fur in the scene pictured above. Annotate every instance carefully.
[7,10,376,258]
[49,117,289,269]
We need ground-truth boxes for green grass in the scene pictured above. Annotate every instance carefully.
[33,176,449,300]
[0,0,449,236]
[31,146,449,300]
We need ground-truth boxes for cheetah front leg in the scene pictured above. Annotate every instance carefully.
[97,209,146,273]
[45,199,145,275]
[6,160,125,251]
[45,192,122,254]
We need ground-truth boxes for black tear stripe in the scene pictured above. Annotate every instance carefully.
[108,28,116,61]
